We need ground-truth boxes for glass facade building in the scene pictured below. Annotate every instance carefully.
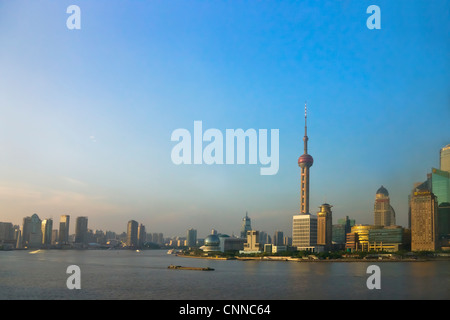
[431,168,450,205]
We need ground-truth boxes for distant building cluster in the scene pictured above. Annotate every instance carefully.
[0,214,165,250]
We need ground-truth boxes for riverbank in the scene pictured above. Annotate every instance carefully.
[177,253,450,262]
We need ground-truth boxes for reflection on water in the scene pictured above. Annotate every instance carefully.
[0,250,448,300]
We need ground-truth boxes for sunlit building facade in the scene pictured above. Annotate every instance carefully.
[59,215,70,244]
[374,186,396,227]
[440,144,450,172]
[317,203,332,250]
[411,189,438,251]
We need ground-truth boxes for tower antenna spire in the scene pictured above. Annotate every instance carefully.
[303,101,309,154]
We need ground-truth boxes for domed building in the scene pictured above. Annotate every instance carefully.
[201,234,221,252]
[374,185,396,226]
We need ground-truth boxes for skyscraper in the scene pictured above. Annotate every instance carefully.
[410,188,438,251]
[431,168,450,205]
[317,203,332,250]
[187,228,197,247]
[59,215,70,244]
[440,144,450,172]
[127,220,138,248]
[273,230,284,246]
[137,223,146,248]
[41,219,53,245]
[75,216,88,244]
[374,186,396,226]
[293,103,318,251]
[240,212,252,238]
[22,213,42,248]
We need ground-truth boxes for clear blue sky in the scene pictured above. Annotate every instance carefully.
[0,0,449,237]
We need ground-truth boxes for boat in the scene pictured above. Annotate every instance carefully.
[168,265,214,271]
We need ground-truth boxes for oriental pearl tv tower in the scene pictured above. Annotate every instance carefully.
[298,102,314,214]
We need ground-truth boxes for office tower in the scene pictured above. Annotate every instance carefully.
[259,231,268,245]
[374,186,396,226]
[298,103,314,214]
[431,168,450,205]
[186,228,197,247]
[137,224,146,247]
[127,220,139,248]
[410,188,438,251]
[317,203,332,249]
[438,202,450,245]
[51,230,58,245]
[0,222,14,249]
[41,219,53,245]
[22,213,42,248]
[293,214,317,249]
[273,230,284,246]
[293,103,318,251]
[440,144,450,172]
[75,217,88,244]
[240,212,252,238]
[333,216,355,244]
[59,215,70,244]
[243,230,262,252]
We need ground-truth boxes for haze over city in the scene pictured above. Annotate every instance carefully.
[0,1,449,238]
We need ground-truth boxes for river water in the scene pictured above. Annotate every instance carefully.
[0,249,448,300]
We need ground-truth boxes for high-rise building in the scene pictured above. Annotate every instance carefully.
[240,212,252,238]
[41,219,53,245]
[440,144,450,172]
[243,230,262,253]
[438,202,450,245]
[75,216,88,244]
[273,230,284,246]
[59,215,70,244]
[332,216,355,245]
[22,213,42,248]
[0,222,15,248]
[317,203,332,249]
[137,223,146,247]
[410,188,438,251]
[293,214,317,250]
[127,220,139,248]
[186,228,197,247]
[431,168,450,205]
[374,186,396,227]
[293,103,318,251]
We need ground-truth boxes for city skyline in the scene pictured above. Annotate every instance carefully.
[1,1,449,237]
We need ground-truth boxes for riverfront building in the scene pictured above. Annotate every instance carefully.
[410,188,438,251]
[374,186,396,227]
[317,203,332,250]
[127,220,139,248]
[75,216,88,245]
[59,215,70,245]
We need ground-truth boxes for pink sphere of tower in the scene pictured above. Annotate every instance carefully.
[298,154,314,168]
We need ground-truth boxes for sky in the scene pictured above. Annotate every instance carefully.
[0,0,449,238]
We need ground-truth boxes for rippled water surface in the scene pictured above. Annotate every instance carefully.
[0,250,448,300]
